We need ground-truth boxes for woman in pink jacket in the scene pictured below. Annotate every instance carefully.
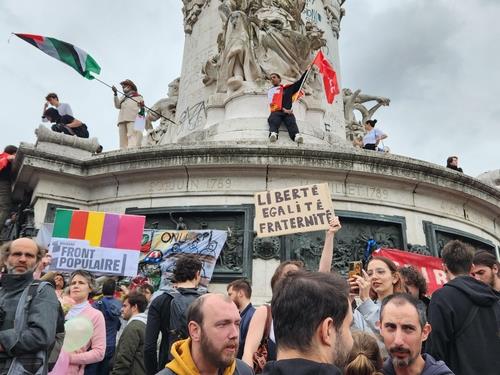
[66,270,106,375]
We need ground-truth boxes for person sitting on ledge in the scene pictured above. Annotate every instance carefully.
[44,107,89,138]
[267,72,306,144]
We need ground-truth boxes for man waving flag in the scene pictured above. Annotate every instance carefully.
[14,33,101,79]
[312,50,339,104]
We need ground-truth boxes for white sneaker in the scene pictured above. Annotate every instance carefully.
[294,134,304,144]
[269,132,278,142]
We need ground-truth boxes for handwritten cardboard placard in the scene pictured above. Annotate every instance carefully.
[254,183,334,238]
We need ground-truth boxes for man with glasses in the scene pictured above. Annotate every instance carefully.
[0,237,59,374]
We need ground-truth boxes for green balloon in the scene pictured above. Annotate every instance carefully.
[62,316,94,353]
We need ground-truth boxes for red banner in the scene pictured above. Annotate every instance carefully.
[373,248,447,295]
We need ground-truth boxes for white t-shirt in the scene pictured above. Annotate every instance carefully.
[42,102,73,122]
[363,127,385,145]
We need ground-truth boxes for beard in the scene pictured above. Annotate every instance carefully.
[487,273,496,288]
[200,331,238,369]
[333,330,351,368]
[390,346,416,368]
[6,262,37,274]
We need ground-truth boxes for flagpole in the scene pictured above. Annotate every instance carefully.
[93,77,177,126]
[296,52,319,99]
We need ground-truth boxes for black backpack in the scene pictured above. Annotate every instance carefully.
[166,288,203,352]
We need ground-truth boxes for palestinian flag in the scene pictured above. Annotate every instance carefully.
[14,33,101,79]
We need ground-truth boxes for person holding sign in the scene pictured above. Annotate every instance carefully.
[243,216,342,372]
[66,270,106,375]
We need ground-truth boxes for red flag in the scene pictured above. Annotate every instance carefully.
[373,248,447,295]
[312,51,340,104]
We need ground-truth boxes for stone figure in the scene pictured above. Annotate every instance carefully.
[477,170,500,189]
[343,88,390,141]
[182,0,209,34]
[216,1,261,92]
[323,0,346,38]
[145,78,180,145]
[170,212,188,230]
[204,0,326,92]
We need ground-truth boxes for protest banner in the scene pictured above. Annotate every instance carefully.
[139,229,227,289]
[49,209,145,276]
[373,248,447,295]
[254,183,334,238]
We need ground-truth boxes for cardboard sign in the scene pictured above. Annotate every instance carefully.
[373,248,447,295]
[254,183,334,238]
[49,209,145,276]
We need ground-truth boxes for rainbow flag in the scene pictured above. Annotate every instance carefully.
[52,209,145,250]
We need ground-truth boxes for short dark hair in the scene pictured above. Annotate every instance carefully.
[138,283,154,295]
[270,260,304,293]
[173,254,202,283]
[102,278,116,296]
[398,266,428,298]
[45,93,58,100]
[473,251,500,275]
[69,270,95,290]
[124,292,148,313]
[271,270,350,352]
[227,278,252,298]
[446,156,458,165]
[270,72,281,79]
[3,145,17,155]
[441,240,474,275]
[380,293,427,329]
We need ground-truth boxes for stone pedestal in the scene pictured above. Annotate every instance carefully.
[11,141,500,303]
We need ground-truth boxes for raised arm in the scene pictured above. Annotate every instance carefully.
[318,216,342,273]
[242,305,268,367]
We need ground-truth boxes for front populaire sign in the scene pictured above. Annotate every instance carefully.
[49,209,145,276]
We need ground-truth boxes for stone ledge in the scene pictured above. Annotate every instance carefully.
[14,141,500,206]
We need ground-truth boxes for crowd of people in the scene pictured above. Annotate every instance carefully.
[0,216,498,375]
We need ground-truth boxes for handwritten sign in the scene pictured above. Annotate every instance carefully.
[254,183,334,237]
[49,209,145,276]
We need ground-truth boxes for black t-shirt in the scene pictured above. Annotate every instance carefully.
[0,161,12,181]
[58,114,75,125]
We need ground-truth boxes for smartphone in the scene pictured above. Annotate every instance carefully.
[348,261,363,279]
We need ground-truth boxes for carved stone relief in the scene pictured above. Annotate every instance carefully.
[323,0,346,38]
[435,231,494,257]
[146,77,180,145]
[204,0,327,92]
[252,215,406,276]
[182,0,210,34]
[253,236,281,260]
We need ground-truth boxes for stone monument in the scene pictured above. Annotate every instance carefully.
[9,1,500,303]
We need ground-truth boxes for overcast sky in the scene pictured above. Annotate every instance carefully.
[1,0,498,177]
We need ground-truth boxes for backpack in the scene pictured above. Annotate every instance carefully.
[166,288,203,352]
[8,281,64,374]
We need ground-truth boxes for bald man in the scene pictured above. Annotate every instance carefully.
[0,238,59,374]
[158,293,253,375]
